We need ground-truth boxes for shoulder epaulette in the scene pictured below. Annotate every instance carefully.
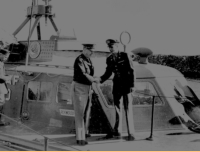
[108,54,114,59]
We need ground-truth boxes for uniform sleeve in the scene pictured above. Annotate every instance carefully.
[76,56,94,83]
[125,52,134,70]
[0,62,5,79]
[77,57,86,74]
[124,52,135,88]
[100,57,113,83]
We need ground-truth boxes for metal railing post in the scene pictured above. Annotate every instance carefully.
[44,137,48,151]
[146,95,155,141]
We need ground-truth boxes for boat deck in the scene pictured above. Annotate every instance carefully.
[1,125,200,151]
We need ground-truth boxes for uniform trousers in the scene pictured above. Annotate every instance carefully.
[71,81,90,140]
[113,91,135,135]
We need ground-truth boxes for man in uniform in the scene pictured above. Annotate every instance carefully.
[96,39,135,140]
[71,43,96,145]
[0,44,12,126]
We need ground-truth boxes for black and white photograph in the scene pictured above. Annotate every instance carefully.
[0,0,200,151]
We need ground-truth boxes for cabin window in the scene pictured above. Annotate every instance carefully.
[100,81,162,106]
[132,82,163,106]
[27,81,53,102]
[56,82,72,104]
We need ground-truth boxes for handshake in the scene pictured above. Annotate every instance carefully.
[84,73,101,83]
[93,77,101,83]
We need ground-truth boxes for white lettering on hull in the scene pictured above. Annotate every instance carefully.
[60,109,75,117]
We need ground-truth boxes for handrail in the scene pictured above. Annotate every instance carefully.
[0,89,197,150]
[0,113,81,151]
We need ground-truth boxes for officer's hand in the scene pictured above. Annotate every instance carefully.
[93,78,100,83]
[131,87,136,92]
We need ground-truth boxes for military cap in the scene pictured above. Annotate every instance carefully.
[82,44,95,50]
[106,39,119,47]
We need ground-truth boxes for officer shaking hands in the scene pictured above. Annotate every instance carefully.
[95,39,135,140]
[71,43,97,146]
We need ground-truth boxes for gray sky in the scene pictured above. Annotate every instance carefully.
[0,0,200,55]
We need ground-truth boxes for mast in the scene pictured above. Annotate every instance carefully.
[13,0,59,39]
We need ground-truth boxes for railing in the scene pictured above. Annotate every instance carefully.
[0,113,81,151]
[0,89,199,149]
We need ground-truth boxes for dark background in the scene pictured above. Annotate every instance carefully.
[142,55,200,80]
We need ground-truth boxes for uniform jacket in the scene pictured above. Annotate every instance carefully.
[0,62,6,84]
[73,54,94,85]
[100,52,134,94]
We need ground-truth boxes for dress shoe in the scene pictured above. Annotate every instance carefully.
[77,140,81,144]
[104,133,114,139]
[86,134,91,138]
[81,140,88,145]
[77,140,88,146]
[113,132,121,137]
[127,134,135,141]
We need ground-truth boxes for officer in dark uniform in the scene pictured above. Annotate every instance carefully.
[98,39,135,140]
[71,44,96,145]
